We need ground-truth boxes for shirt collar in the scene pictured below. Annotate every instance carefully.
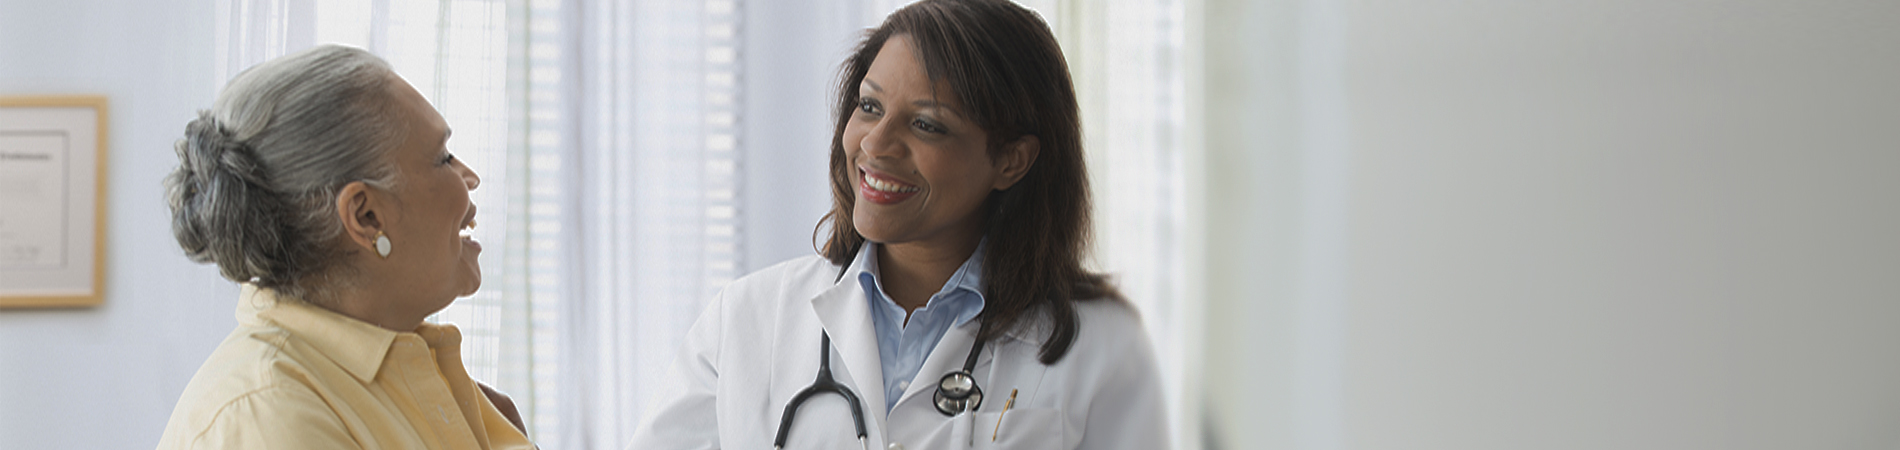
[236,284,408,383]
[853,240,987,326]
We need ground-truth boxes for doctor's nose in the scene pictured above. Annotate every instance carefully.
[859,118,908,160]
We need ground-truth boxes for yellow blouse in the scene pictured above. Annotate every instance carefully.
[157,285,534,450]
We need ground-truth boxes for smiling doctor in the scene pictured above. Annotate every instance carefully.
[626,1,1166,449]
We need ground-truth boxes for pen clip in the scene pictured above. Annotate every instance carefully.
[992,388,1018,442]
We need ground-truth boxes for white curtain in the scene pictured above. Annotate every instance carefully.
[1032,1,1206,449]
[1076,2,1206,448]
[543,0,743,448]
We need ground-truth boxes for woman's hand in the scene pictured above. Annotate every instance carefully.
[477,381,528,434]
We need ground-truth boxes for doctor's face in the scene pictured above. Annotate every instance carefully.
[844,35,1005,248]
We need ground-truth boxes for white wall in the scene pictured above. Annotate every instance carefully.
[0,0,230,448]
[738,0,865,271]
[1203,1,1900,449]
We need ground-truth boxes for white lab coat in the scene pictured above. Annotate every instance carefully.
[627,255,1169,450]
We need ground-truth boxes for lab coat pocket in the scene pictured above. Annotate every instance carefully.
[970,408,1063,449]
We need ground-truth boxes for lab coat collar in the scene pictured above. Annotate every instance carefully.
[855,240,989,329]
[808,245,1061,437]
[996,312,1052,348]
[808,252,892,434]
[851,237,1053,348]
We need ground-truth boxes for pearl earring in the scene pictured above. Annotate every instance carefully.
[374,231,392,259]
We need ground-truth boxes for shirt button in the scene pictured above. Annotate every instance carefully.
[897,380,910,391]
[888,443,905,450]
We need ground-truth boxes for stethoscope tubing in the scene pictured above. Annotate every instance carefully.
[773,262,988,449]
[773,332,870,449]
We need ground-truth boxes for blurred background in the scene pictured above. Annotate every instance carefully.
[2,0,1897,448]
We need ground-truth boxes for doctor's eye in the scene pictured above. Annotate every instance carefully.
[856,98,883,116]
[912,118,946,135]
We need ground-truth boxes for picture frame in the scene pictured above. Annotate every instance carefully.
[0,96,108,308]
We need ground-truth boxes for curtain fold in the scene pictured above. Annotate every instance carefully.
[548,0,741,447]
[1049,1,1204,449]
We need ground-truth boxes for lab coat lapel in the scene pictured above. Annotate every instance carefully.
[808,273,890,434]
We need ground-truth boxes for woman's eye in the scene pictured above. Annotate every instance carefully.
[857,98,880,115]
[913,119,946,134]
[439,153,457,165]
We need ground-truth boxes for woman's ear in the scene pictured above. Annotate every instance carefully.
[992,134,1040,191]
[335,181,386,254]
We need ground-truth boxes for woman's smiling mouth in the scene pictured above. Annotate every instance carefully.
[859,167,920,204]
[459,206,481,252]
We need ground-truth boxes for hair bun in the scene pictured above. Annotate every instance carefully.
[180,112,270,186]
[166,112,289,284]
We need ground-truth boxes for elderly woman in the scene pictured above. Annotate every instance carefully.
[156,45,531,449]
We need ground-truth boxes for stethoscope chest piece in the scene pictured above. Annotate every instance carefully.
[776,263,994,448]
[933,370,983,415]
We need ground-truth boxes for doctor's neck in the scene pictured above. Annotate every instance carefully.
[875,235,981,314]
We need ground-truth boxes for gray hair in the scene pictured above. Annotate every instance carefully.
[165,44,405,304]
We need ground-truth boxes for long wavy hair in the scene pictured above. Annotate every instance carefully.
[816,0,1120,364]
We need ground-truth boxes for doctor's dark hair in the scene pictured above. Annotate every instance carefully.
[817,0,1120,364]
[165,45,402,305]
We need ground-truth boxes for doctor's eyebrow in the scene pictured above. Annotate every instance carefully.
[910,99,968,121]
[861,78,968,120]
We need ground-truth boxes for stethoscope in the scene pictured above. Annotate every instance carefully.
[773,264,988,450]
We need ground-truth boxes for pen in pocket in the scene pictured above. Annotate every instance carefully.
[992,388,1018,442]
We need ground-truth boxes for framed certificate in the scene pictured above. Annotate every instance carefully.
[0,96,107,308]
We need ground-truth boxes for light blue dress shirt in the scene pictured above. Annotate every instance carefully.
[854,241,987,413]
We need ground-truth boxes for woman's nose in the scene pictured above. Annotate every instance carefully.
[457,160,482,190]
[860,118,905,158]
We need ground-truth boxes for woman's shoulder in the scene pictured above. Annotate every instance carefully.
[744,253,837,279]
[1073,298,1144,332]
[176,324,330,397]
[994,298,1150,360]
[719,254,838,301]
[160,326,334,445]
[1052,299,1155,364]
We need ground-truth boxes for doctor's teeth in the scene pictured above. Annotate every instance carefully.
[868,177,918,193]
